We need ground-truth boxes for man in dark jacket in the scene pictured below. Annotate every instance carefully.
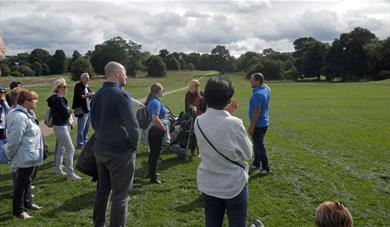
[72,73,94,149]
[90,61,139,227]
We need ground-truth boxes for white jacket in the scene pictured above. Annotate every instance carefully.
[6,105,44,168]
[194,108,253,199]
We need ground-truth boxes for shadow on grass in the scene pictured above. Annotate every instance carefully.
[45,190,95,217]
[174,195,203,213]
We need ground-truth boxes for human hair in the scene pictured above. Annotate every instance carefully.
[315,201,353,227]
[204,76,234,110]
[52,78,66,93]
[16,89,39,105]
[104,61,124,77]
[145,83,163,105]
[251,72,264,85]
[80,73,90,80]
[10,81,22,90]
[9,87,22,106]
[188,79,200,92]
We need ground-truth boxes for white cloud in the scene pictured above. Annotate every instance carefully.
[1,0,389,57]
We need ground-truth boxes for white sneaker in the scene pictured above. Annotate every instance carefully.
[54,168,66,176]
[67,174,82,181]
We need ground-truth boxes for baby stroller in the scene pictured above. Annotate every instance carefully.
[160,111,196,162]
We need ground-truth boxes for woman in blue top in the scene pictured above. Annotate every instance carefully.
[145,83,166,184]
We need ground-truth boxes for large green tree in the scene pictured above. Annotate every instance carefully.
[145,55,167,77]
[50,49,67,74]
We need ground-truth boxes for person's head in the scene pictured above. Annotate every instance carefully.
[52,78,68,96]
[9,81,22,90]
[80,73,90,85]
[104,61,127,87]
[315,201,353,227]
[16,88,39,111]
[9,87,22,107]
[204,76,234,110]
[145,83,164,104]
[250,72,264,88]
[189,79,200,93]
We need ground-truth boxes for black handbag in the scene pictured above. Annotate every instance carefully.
[75,133,98,181]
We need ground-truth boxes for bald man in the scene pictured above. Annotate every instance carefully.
[90,61,139,227]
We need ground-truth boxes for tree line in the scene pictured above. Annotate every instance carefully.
[0,27,389,81]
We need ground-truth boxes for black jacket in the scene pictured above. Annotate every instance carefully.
[72,82,92,113]
[47,94,71,126]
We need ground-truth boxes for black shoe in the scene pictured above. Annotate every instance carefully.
[146,172,160,178]
[150,178,162,184]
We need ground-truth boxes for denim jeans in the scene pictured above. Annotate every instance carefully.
[93,150,136,227]
[76,112,90,146]
[202,185,248,227]
[53,125,75,175]
[13,166,36,215]
[252,126,269,171]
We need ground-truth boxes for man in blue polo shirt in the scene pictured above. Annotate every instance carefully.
[248,72,271,175]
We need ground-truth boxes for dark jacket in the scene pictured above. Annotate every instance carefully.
[47,94,71,126]
[72,81,92,113]
[90,82,139,153]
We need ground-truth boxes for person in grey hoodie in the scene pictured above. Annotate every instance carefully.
[6,89,44,219]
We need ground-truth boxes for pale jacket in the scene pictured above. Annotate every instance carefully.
[194,108,253,199]
[6,105,44,168]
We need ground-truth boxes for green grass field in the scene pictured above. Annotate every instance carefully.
[0,72,389,226]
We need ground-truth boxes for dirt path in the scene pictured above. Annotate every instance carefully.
[40,76,205,137]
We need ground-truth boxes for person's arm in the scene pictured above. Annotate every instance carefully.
[235,120,253,161]
[6,113,27,159]
[184,92,192,112]
[150,101,166,131]
[131,97,145,108]
[118,93,139,148]
[248,93,262,135]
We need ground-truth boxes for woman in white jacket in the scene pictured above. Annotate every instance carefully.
[194,77,253,227]
[6,89,44,219]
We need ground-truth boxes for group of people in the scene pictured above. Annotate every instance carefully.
[1,60,353,227]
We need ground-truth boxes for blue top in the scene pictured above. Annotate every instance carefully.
[90,82,139,153]
[249,86,270,127]
[146,96,166,120]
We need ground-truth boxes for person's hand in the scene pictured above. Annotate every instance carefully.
[138,103,145,108]
[247,126,255,135]
[224,99,238,114]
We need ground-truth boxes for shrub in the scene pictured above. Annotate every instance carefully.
[146,56,167,77]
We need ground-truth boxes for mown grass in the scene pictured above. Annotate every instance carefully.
[0,73,389,226]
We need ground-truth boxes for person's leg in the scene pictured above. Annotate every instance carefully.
[55,125,77,176]
[108,151,136,227]
[82,113,91,145]
[251,128,261,168]
[93,152,111,227]
[226,185,248,227]
[13,167,34,216]
[202,193,226,227]
[148,126,164,181]
[257,127,269,171]
[23,166,37,209]
[76,113,88,147]
[53,126,65,174]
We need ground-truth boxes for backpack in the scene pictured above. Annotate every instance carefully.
[44,108,53,128]
[136,107,151,129]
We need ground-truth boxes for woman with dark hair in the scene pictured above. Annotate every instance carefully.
[194,76,253,227]
[145,83,166,184]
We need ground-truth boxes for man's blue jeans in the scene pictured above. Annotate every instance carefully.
[76,112,90,146]
[202,185,248,227]
[252,126,269,171]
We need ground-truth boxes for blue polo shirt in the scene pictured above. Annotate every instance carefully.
[249,86,270,127]
[146,96,166,120]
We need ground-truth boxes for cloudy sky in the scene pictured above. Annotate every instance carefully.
[1,0,389,57]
